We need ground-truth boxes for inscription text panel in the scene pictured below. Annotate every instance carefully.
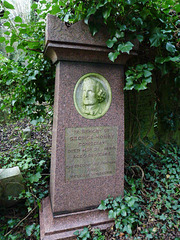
[65,126,118,181]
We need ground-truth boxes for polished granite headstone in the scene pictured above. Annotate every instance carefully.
[40,14,138,240]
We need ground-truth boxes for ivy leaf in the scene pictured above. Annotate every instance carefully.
[149,27,164,47]
[31,3,38,10]
[28,41,40,49]
[129,25,136,32]
[155,56,179,64]
[10,33,17,46]
[4,1,15,9]
[145,77,152,83]
[169,56,180,62]
[17,43,25,50]
[174,4,180,12]
[115,221,122,229]
[106,37,117,48]
[51,5,60,14]
[26,224,35,237]
[84,17,89,24]
[98,200,107,210]
[0,37,5,43]
[87,7,97,17]
[121,209,127,216]
[118,24,126,31]
[166,42,176,54]
[147,63,154,70]
[14,16,22,23]
[89,24,98,36]
[5,46,14,53]
[19,28,27,34]
[135,82,147,91]
[103,7,111,20]
[4,31,10,35]
[115,30,125,38]
[97,2,104,9]
[29,172,41,183]
[108,51,120,62]
[4,22,10,27]
[117,41,134,54]
[137,35,144,42]
[159,214,167,220]
[20,23,28,28]
[146,234,153,239]
[59,1,66,7]
[143,70,152,77]
[108,210,115,218]
[124,85,134,90]
[123,224,132,234]
[31,120,38,125]
[127,198,136,207]
[79,227,90,238]
[73,230,79,236]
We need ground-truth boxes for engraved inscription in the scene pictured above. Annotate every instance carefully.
[65,126,118,181]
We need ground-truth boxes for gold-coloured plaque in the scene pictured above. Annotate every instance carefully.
[73,73,112,119]
[65,126,118,181]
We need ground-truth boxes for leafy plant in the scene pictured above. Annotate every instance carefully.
[124,63,154,91]
[74,227,91,240]
[0,118,51,239]
[76,143,180,239]
[98,193,144,237]
[0,53,55,121]
[74,227,105,240]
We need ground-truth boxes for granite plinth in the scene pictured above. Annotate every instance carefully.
[40,196,114,240]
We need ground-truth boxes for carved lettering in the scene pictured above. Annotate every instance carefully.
[65,126,118,181]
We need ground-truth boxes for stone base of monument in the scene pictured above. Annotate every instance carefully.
[40,196,114,240]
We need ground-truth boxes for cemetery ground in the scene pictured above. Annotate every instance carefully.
[0,116,179,240]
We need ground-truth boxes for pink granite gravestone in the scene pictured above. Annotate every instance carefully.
[40,14,138,240]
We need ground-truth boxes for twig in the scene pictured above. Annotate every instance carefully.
[26,48,43,53]
[130,165,145,189]
[4,205,38,237]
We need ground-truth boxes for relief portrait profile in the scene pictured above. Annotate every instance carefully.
[74,73,112,119]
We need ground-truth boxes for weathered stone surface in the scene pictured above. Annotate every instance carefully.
[45,14,109,47]
[44,14,138,64]
[40,14,131,240]
[65,126,118,181]
[0,167,24,207]
[40,196,114,240]
[49,61,124,215]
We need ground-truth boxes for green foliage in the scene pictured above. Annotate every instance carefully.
[98,193,143,237]
[76,143,180,239]
[0,0,179,127]
[0,53,55,121]
[0,118,51,239]
[74,227,105,240]
[3,1,14,10]
[74,227,91,240]
[124,63,154,91]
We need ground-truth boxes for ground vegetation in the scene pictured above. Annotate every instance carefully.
[0,0,179,239]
